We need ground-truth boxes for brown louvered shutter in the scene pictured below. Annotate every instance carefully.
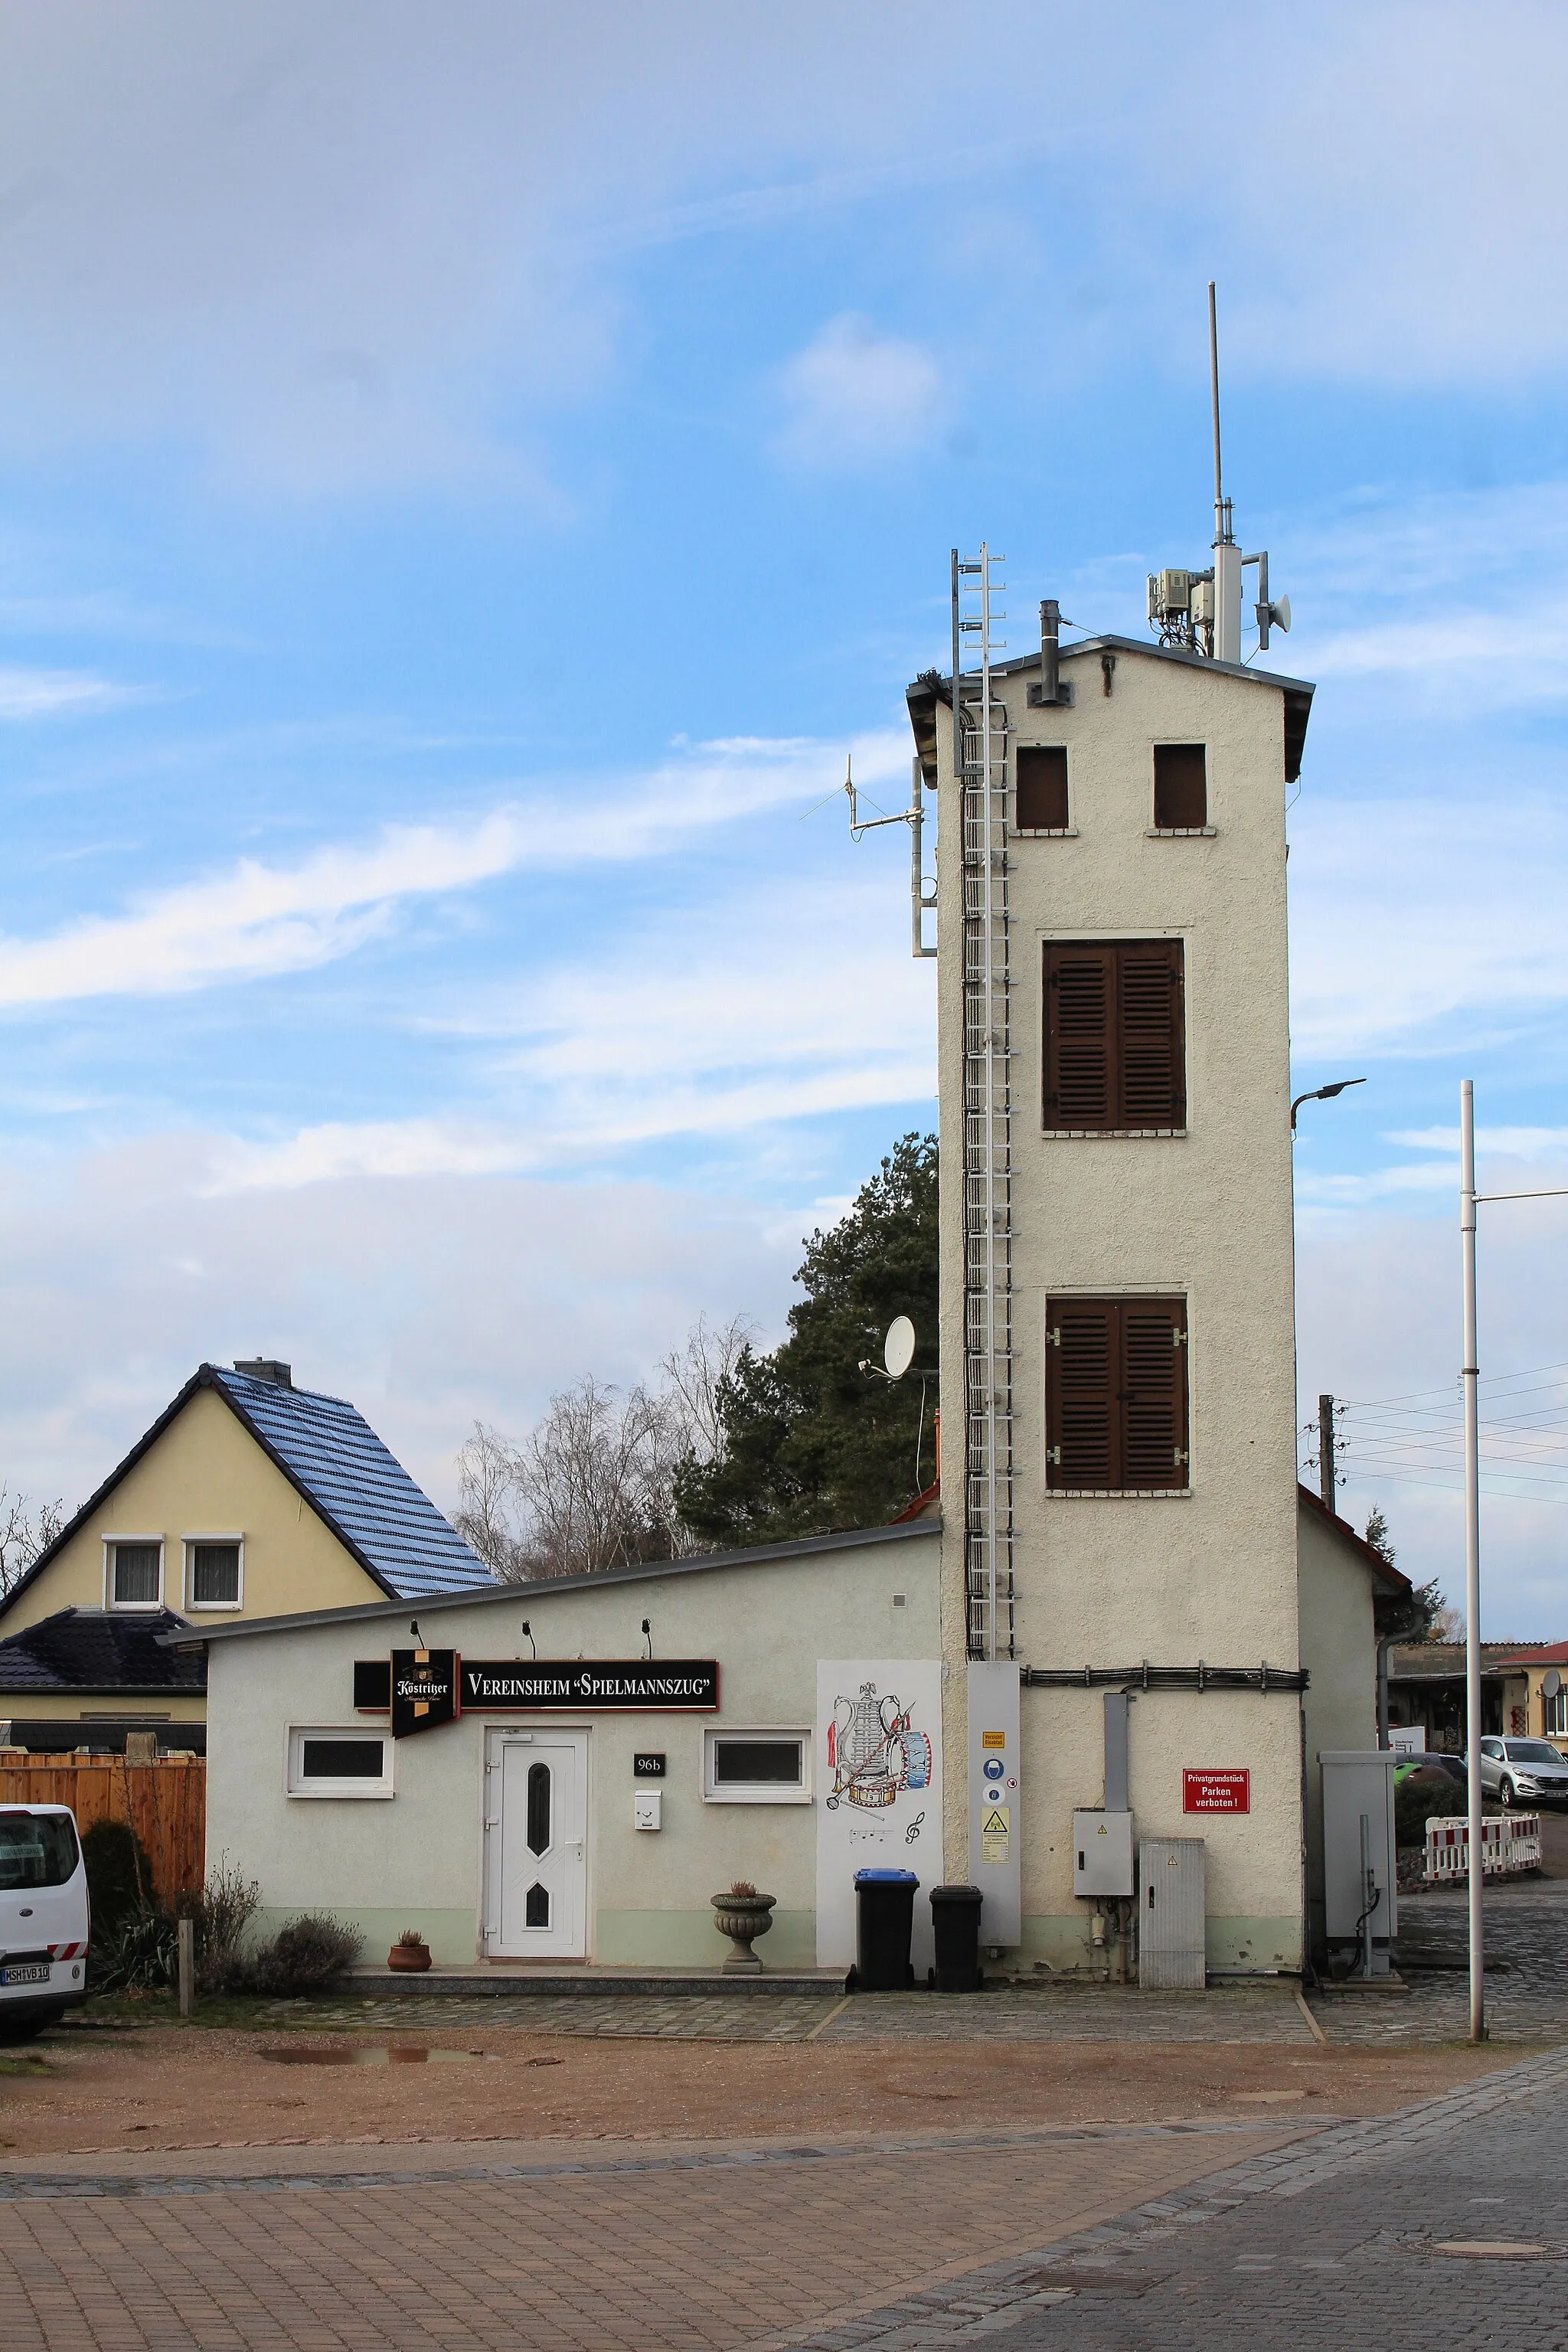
[1118,942,1185,1126]
[1044,945,1114,1129]
[1046,1302,1116,1488]
[1045,941,1184,1130]
[1015,745,1069,830]
[1153,743,1207,828]
[1119,1298,1188,1488]
[1047,1298,1188,1490]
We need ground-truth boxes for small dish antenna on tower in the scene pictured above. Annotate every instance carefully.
[884,1316,916,1380]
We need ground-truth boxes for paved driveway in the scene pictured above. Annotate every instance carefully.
[795,2044,1568,2350]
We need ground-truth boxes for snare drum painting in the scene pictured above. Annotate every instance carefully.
[815,1658,943,1971]
[826,1681,933,1811]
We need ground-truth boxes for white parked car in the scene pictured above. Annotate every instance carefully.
[0,1805,90,2038]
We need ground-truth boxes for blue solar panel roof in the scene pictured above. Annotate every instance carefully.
[212,1367,495,1601]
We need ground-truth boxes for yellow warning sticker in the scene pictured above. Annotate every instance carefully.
[982,1804,1010,1864]
[982,1731,1006,1750]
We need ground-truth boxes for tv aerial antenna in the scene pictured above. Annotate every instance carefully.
[843,755,937,959]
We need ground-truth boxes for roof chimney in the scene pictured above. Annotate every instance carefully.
[234,1358,292,1388]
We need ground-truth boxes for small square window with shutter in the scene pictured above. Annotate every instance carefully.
[1014,745,1070,831]
[1045,1298,1189,1491]
[1153,743,1207,829]
[1043,940,1185,1131]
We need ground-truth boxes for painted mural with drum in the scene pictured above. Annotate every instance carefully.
[815,1658,943,1972]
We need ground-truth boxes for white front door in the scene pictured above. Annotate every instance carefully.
[486,1732,587,1959]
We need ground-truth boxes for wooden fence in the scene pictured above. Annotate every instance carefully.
[0,1754,205,1904]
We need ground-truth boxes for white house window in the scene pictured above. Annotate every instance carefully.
[106,1540,163,1610]
[287,1727,393,1799]
[703,1729,811,1804]
[1546,1687,1568,1739]
[185,1539,243,1610]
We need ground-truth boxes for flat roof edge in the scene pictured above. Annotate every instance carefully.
[164,1516,943,1647]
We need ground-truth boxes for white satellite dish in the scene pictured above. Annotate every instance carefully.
[884,1316,916,1380]
[1268,594,1291,635]
[1544,1667,1563,1700]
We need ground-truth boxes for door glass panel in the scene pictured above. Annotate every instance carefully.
[527,1760,552,1856]
[525,1882,550,1928]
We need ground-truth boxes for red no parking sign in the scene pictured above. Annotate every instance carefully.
[1182,1767,1250,1814]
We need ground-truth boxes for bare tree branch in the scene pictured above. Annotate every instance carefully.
[453,1312,761,1583]
[0,1488,64,1602]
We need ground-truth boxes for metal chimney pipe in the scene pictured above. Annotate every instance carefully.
[1039,599,1060,704]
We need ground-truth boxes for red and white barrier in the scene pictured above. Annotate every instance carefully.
[1425,1813,1542,1882]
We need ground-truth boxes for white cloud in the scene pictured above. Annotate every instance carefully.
[0,1138,799,1521]
[201,864,938,1189]
[0,730,908,1008]
[1387,1128,1568,1160]
[1288,794,1568,1057]
[0,666,130,719]
[774,315,943,469]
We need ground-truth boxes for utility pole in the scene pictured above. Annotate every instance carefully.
[1318,1395,1337,1510]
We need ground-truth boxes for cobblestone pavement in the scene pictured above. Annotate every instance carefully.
[0,2118,1307,2352]
[237,1981,1315,2045]
[257,1989,848,2039]
[787,2042,1568,2351]
[1311,1875,1568,2044]
[820,1986,1315,2043]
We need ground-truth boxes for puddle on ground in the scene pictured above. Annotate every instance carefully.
[260,2045,494,2067]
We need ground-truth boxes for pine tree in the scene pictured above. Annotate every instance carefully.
[674,1133,939,1544]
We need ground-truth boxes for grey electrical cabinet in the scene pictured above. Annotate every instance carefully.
[1321,1751,1397,1975]
[1073,1809,1135,1897]
[1138,1838,1205,1989]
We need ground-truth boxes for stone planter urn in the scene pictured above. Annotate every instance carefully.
[710,1888,776,1972]
[387,1935,432,1972]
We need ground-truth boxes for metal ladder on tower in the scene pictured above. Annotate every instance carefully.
[952,544,1014,1661]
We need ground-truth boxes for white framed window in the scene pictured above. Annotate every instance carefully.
[183,1535,243,1611]
[702,1728,812,1805]
[103,1536,164,1612]
[1545,1687,1567,1740]
[286,1726,394,1799]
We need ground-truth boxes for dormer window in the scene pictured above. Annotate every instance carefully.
[1153,743,1208,830]
[106,1539,163,1609]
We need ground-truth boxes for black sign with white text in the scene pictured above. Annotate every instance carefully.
[461,1660,718,1712]
[390,1649,459,1739]
[634,1753,668,1778]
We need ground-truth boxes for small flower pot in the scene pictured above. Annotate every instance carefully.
[387,1942,432,1972]
[710,1892,776,1972]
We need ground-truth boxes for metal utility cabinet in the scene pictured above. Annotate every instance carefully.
[1138,1838,1206,1989]
[1320,1750,1397,1976]
[1073,1809,1135,1898]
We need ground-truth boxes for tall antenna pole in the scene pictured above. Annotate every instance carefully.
[1460,1078,1485,2040]
[1208,279,1223,523]
[1208,280,1241,660]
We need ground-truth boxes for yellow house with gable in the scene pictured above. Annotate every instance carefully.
[0,1359,492,1753]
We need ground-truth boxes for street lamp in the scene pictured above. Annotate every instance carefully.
[1290,1077,1367,1132]
[1459,1078,1568,2041]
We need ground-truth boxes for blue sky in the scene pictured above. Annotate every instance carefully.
[2,3,1566,1629]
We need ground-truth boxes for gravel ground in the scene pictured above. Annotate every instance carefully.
[0,2016,1528,2159]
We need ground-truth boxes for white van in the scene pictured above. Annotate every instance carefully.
[0,1805,90,2037]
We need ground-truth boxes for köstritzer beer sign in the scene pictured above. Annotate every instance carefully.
[390,1649,459,1739]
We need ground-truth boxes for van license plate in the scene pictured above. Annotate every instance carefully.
[1,1965,51,1985]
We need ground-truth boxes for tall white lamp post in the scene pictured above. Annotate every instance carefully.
[1459,1081,1484,2040]
[1459,1078,1568,2041]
